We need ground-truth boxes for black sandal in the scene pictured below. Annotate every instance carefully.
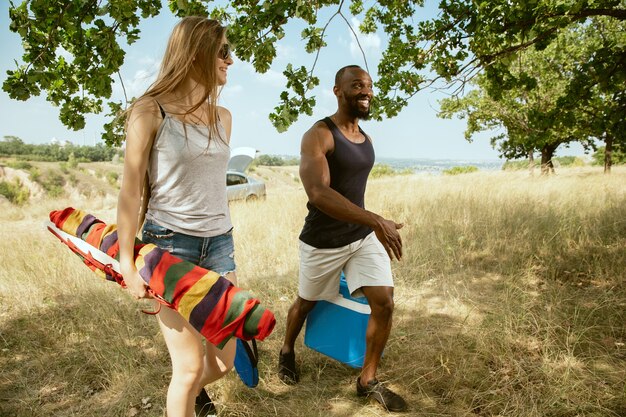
[195,388,217,417]
[278,349,299,384]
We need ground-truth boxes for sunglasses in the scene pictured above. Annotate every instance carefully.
[218,43,231,60]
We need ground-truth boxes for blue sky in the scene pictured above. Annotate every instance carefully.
[0,2,586,160]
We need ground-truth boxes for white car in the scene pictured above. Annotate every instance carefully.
[227,147,266,202]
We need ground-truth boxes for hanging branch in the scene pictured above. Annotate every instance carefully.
[338,10,370,74]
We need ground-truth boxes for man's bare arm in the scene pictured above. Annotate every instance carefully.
[299,123,403,260]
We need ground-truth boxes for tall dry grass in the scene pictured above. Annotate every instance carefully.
[1,166,625,416]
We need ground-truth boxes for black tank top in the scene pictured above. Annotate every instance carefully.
[299,117,375,248]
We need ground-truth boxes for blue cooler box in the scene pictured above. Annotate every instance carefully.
[304,274,371,368]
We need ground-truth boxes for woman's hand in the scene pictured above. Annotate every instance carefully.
[116,97,160,300]
[122,265,151,299]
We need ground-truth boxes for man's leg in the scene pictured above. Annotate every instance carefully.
[356,285,407,412]
[280,240,346,383]
[278,296,317,383]
[282,296,318,353]
[343,233,396,384]
[359,285,394,384]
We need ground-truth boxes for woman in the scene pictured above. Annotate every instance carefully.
[117,16,235,417]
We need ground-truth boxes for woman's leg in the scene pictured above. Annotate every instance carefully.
[157,304,206,417]
[197,271,238,388]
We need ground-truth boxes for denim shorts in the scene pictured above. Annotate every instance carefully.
[142,219,236,275]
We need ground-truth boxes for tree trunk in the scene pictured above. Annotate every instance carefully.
[540,145,557,175]
[528,151,535,175]
[604,133,613,174]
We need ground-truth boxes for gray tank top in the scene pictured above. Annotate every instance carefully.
[145,113,232,237]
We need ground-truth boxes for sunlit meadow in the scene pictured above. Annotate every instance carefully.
[1,165,625,416]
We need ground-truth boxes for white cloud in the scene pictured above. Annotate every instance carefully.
[275,43,296,61]
[349,17,381,59]
[112,58,160,100]
[237,60,286,87]
[127,68,158,98]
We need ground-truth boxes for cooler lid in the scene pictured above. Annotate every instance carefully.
[339,273,369,305]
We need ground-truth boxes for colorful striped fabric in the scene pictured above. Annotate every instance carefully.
[48,207,275,348]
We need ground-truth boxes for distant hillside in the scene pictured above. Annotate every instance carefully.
[0,158,300,205]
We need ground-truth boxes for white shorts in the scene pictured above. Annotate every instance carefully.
[298,232,394,300]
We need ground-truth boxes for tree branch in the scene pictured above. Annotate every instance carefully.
[309,1,343,76]
[117,71,128,107]
[338,10,370,74]
[504,7,626,31]
[481,26,560,63]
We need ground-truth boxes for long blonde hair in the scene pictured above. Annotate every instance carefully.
[133,16,227,140]
[130,17,228,229]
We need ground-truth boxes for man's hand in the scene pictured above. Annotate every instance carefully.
[373,216,404,261]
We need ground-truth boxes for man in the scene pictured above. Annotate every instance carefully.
[278,65,407,413]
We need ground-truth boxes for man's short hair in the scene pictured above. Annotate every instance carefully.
[335,65,362,86]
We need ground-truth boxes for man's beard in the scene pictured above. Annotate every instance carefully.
[348,96,371,120]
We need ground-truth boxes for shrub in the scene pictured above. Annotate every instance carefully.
[443,165,479,175]
[504,156,587,171]
[0,137,123,162]
[68,173,79,186]
[282,157,300,166]
[553,156,586,167]
[370,164,396,178]
[68,152,78,169]
[6,160,32,170]
[29,167,41,182]
[106,171,119,186]
[502,159,539,170]
[0,179,30,205]
[256,154,285,166]
[30,168,66,197]
[46,185,65,198]
[369,164,414,178]
[44,170,66,188]
[592,145,626,165]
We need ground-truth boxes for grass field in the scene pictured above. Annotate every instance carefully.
[1,165,625,416]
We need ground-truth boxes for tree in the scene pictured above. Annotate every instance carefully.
[0,135,27,155]
[559,17,626,173]
[592,145,626,165]
[439,38,572,174]
[439,16,624,174]
[440,87,573,175]
[415,0,625,93]
[4,0,625,146]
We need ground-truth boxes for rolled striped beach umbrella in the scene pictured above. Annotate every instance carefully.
[47,207,275,348]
